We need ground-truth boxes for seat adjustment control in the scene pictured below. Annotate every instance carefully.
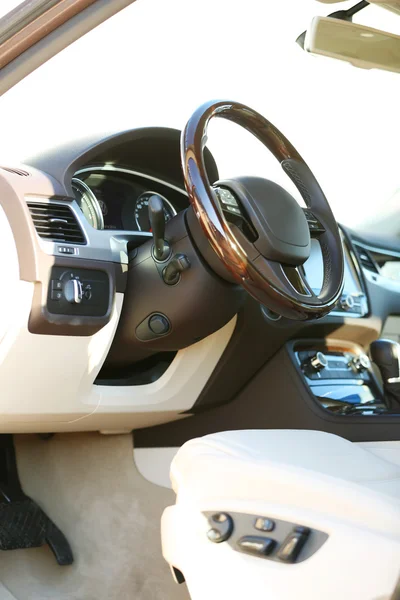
[237,536,276,557]
[277,526,310,563]
[254,517,275,532]
[207,513,233,543]
[203,510,328,564]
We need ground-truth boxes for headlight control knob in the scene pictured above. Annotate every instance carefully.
[308,352,328,372]
[64,279,83,304]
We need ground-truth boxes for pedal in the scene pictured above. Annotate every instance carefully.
[0,435,73,565]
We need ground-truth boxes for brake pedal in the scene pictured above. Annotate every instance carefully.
[0,435,73,565]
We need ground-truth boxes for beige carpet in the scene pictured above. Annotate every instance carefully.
[0,433,190,600]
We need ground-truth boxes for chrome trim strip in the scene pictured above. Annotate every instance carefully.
[329,311,363,319]
[75,165,188,197]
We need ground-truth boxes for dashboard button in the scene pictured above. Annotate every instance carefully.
[352,354,371,372]
[58,246,75,255]
[340,294,355,311]
[149,314,170,335]
[50,290,62,301]
[305,352,328,372]
[51,280,62,290]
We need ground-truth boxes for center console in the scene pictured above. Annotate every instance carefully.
[291,341,388,416]
[288,232,392,415]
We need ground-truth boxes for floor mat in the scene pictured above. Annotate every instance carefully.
[0,433,190,600]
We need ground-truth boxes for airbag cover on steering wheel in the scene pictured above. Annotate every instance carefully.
[228,176,311,265]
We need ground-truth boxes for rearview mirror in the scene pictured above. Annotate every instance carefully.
[304,16,400,73]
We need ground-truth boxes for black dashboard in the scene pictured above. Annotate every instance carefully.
[24,125,400,337]
[70,160,368,321]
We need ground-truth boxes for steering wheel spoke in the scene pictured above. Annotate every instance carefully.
[253,257,317,305]
[303,208,325,237]
[213,185,258,242]
[283,265,316,298]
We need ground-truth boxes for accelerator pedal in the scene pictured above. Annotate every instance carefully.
[0,435,73,565]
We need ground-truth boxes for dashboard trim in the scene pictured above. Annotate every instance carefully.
[24,195,152,265]
[24,166,189,265]
[75,165,189,198]
[353,239,400,260]
[72,177,104,230]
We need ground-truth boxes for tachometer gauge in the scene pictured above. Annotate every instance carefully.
[134,191,177,232]
[72,178,104,230]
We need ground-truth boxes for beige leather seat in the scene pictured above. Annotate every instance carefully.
[162,430,400,600]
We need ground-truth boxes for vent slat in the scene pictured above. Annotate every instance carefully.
[353,243,379,273]
[1,166,30,177]
[34,221,81,229]
[27,201,86,245]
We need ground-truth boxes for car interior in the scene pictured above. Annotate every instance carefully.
[0,0,400,599]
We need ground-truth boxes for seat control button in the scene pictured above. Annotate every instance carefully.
[237,536,276,557]
[254,517,275,532]
[277,526,310,563]
[207,513,233,543]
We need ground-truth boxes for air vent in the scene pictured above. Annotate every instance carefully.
[353,243,379,273]
[27,202,86,244]
[1,166,30,177]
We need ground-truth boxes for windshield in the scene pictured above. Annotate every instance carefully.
[0,0,399,228]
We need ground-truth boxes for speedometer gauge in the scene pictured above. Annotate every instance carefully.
[134,191,177,232]
[72,178,104,230]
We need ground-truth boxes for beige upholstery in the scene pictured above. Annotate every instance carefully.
[171,430,400,535]
[163,430,400,600]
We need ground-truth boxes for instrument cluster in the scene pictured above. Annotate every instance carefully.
[72,166,187,232]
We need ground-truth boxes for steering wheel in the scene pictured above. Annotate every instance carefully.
[182,100,344,321]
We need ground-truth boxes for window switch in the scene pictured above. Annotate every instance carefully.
[277,526,310,563]
[237,536,276,557]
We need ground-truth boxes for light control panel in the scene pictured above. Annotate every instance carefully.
[47,267,110,317]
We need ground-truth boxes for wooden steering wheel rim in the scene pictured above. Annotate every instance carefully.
[181,100,344,321]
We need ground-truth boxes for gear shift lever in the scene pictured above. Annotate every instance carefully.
[370,339,400,410]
